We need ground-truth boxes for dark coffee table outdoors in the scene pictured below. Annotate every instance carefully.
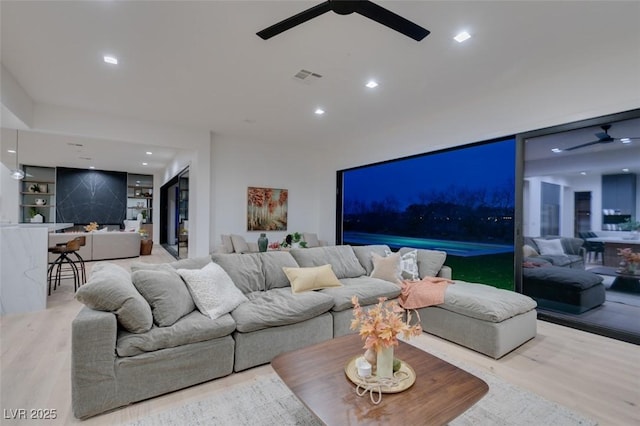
[271,334,488,425]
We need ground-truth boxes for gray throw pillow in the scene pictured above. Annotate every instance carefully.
[75,263,152,333]
[132,266,196,327]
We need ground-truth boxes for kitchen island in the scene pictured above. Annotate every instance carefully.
[1,223,73,315]
[587,235,640,267]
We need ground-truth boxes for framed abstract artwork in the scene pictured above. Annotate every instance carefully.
[247,187,288,231]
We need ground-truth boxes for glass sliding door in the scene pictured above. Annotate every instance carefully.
[160,166,189,259]
[520,109,640,344]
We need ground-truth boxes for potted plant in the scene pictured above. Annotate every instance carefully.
[281,232,307,248]
[621,218,640,239]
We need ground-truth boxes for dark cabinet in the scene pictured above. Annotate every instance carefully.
[602,173,637,230]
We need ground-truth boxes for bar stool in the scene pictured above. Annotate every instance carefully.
[48,237,84,295]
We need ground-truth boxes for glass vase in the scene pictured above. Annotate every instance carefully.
[376,346,394,379]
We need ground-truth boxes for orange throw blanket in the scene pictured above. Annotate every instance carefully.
[399,277,454,309]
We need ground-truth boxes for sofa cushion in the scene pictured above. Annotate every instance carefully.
[75,263,153,333]
[131,266,195,327]
[260,251,299,290]
[177,262,248,320]
[290,246,366,279]
[211,253,265,293]
[523,266,603,290]
[116,311,236,357]
[283,264,343,293]
[232,287,335,333]
[400,247,447,278]
[370,252,401,284]
[302,232,320,248]
[220,234,234,253]
[439,281,537,323]
[321,276,402,312]
[352,245,391,275]
[388,248,419,280]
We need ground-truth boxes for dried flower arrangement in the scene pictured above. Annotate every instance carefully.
[84,222,99,232]
[350,296,422,351]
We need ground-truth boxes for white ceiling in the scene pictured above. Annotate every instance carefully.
[1,1,640,173]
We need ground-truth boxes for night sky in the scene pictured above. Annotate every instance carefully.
[342,138,516,212]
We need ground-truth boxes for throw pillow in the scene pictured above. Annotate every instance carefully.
[177,262,248,320]
[534,238,565,256]
[403,248,447,278]
[385,249,419,280]
[370,252,402,284]
[282,264,343,294]
[75,263,153,333]
[220,234,234,253]
[230,234,250,253]
[302,232,320,248]
[131,266,195,327]
[522,244,539,257]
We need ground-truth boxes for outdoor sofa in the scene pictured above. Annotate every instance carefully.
[71,244,536,418]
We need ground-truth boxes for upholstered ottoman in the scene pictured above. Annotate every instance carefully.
[416,282,537,359]
[522,265,605,314]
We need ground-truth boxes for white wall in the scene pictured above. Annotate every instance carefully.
[210,134,329,251]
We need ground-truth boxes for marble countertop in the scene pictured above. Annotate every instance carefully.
[0,223,74,231]
[587,237,640,244]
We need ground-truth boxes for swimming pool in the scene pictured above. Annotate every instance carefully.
[343,232,514,257]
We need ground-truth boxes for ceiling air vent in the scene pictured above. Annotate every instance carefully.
[293,69,322,85]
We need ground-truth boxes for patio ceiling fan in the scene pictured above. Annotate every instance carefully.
[563,124,640,151]
[257,0,430,41]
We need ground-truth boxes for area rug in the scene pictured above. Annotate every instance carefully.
[128,352,597,426]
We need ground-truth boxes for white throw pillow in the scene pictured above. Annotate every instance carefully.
[534,238,565,256]
[385,249,419,280]
[177,262,248,320]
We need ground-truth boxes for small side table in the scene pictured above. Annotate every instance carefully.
[140,239,153,256]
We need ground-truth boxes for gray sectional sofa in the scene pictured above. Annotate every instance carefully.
[71,244,537,419]
[522,236,605,313]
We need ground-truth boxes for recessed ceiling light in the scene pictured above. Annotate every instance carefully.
[7,149,16,154]
[89,166,95,169]
[580,171,587,175]
[146,151,152,155]
[136,180,141,183]
[621,138,631,144]
[622,168,630,173]
[142,162,148,166]
[366,80,379,89]
[103,55,118,65]
[314,108,325,115]
[551,148,562,153]
[454,31,471,43]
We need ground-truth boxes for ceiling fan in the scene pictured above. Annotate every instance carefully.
[563,124,640,151]
[257,0,430,41]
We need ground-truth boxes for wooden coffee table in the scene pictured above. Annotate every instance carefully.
[271,334,488,425]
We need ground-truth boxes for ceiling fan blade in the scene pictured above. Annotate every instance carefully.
[257,2,332,40]
[594,132,610,141]
[354,0,430,41]
[564,140,604,151]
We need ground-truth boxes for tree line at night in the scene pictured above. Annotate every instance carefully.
[343,183,514,244]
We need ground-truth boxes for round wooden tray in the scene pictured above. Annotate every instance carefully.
[344,355,416,393]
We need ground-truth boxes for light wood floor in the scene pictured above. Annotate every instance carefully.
[1,246,638,425]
